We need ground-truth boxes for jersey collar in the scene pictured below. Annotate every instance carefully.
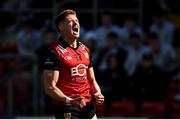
[58,36,80,50]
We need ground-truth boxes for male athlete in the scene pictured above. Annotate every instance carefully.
[43,9,104,119]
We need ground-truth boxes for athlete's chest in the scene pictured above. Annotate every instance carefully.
[57,45,90,67]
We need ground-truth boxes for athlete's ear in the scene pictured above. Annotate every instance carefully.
[59,22,65,31]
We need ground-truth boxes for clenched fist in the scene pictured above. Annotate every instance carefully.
[94,92,104,104]
[69,96,86,108]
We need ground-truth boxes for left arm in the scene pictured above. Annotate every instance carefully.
[87,67,104,104]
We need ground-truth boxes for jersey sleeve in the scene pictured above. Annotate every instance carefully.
[43,49,61,70]
[84,46,93,68]
[88,53,93,68]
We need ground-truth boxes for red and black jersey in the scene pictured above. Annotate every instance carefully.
[44,37,93,104]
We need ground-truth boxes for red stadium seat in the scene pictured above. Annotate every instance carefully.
[165,79,179,103]
[108,100,135,118]
[2,79,31,108]
[140,101,165,118]
[170,102,180,118]
[167,79,179,95]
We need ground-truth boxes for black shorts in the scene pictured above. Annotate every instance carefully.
[53,103,96,119]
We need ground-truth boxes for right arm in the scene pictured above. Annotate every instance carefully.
[43,49,86,107]
[43,69,86,107]
[43,70,68,103]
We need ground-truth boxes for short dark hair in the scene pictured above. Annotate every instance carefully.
[55,9,76,32]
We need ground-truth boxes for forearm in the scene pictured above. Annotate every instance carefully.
[88,68,101,94]
[88,68,104,104]
[90,78,101,94]
[45,85,68,103]
[43,70,70,103]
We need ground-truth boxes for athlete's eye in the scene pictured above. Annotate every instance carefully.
[75,19,78,23]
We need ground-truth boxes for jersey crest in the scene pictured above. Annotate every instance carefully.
[79,42,90,60]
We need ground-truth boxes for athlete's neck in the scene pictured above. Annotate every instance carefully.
[62,35,78,48]
[68,40,77,48]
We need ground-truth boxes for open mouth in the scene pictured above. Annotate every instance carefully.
[73,27,79,32]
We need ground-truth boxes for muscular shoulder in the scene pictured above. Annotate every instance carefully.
[43,47,61,70]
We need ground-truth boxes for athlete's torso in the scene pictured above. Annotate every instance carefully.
[50,40,92,104]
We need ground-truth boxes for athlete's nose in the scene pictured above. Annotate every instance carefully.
[73,20,78,26]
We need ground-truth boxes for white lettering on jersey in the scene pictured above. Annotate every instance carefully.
[71,64,88,76]
[65,56,72,61]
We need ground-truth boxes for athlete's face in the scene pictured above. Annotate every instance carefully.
[60,14,80,39]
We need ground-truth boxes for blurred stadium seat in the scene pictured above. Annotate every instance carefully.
[108,100,135,117]
[140,101,165,118]
[165,79,179,102]
[170,102,180,118]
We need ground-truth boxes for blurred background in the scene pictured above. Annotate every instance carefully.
[0,0,180,118]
